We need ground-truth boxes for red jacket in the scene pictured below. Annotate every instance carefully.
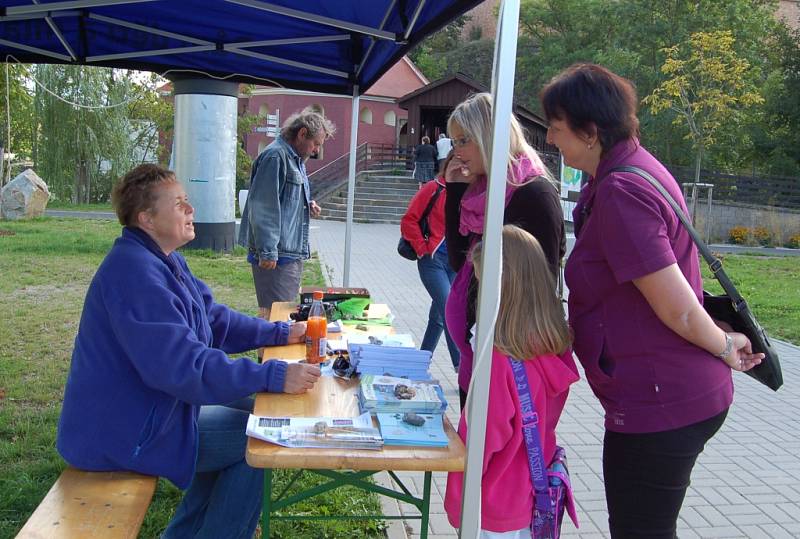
[400,177,447,258]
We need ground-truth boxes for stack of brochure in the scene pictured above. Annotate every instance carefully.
[358,374,448,414]
[348,333,416,348]
[246,413,383,450]
[376,412,449,447]
[349,343,433,380]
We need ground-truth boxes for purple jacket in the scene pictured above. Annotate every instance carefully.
[58,227,289,488]
[566,139,732,433]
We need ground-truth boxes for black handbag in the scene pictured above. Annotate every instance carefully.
[610,166,783,391]
[398,184,445,261]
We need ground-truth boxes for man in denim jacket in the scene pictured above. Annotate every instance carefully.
[239,108,335,317]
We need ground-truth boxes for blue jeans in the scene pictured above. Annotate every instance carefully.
[418,247,460,369]
[162,398,262,539]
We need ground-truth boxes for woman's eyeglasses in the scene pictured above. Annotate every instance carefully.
[452,136,471,148]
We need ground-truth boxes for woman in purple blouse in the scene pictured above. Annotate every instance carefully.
[540,63,764,538]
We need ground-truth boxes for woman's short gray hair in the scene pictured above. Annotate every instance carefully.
[281,107,336,141]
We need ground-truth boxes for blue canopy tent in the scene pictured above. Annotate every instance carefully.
[1,2,529,536]
[0,0,483,93]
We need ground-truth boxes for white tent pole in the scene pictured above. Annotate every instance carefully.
[458,1,521,537]
[343,85,360,287]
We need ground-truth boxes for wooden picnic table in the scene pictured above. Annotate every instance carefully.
[245,301,465,538]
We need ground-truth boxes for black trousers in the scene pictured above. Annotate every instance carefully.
[603,408,728,539]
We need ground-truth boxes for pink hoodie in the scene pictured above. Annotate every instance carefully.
[445,348,579,532]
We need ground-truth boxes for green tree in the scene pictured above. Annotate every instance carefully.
[408,15,471,81]
[644,31,764,189]
[514,0,778,169]
[750,24,800,175]
[236,110,260,194]
[126,72,173,166]
[33,65,162,203]
[0,63,35,184]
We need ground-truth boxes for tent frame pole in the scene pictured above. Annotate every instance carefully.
[343,85,360,287]
[459,1,521,537]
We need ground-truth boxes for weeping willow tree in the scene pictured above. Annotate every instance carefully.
[33,65,163,203]
[0,63,35,185]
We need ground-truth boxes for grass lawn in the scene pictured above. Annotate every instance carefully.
[0,217,384,539]
[701,252,800,344]
[45,201,114,212]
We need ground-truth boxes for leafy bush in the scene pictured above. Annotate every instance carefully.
[728,226,749,244]
[786,234,800,249]
[753,226,771,246]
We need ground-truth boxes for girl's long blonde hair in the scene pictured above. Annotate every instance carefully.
[472,225,571,360]
[447,92,553,186]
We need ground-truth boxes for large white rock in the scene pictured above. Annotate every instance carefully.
[0,169,50,220]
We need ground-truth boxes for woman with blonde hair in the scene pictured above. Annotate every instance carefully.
[444,225,579,538]
[444,92,566,408]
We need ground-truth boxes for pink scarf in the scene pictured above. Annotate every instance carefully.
[458,156,544,236]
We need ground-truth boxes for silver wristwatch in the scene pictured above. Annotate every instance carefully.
[716,333,734,360]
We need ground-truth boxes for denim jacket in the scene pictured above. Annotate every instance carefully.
[238,137,311,260]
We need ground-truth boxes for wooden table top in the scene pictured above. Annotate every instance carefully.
[245,302,466,472]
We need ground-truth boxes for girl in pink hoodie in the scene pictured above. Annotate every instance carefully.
[445,225,580,537]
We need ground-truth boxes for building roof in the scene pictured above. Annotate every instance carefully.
[364,56,429,98]
[398,72,547,129]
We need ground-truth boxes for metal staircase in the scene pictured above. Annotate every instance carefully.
[310,144,419,224]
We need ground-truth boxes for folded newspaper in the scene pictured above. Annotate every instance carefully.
[246,412,383,450]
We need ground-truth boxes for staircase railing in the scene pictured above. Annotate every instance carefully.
[308,143,412,201]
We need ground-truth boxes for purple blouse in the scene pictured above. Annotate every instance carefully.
[566,139,732,433]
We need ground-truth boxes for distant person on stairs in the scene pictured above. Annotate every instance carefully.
[436,133,453,173]
[238,107,335,319]
[413,135,438,188]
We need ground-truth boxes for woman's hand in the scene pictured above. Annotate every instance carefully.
[283,362,321,394]
[287,321,307,344]
[722,332,765,372]
[444,157,477,185]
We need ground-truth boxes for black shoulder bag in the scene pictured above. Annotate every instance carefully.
[610,166,783,391]
[398,184,445,261]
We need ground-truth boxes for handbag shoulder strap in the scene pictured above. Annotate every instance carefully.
[508,357,553,514]
[608,166,747,312]
[419,183,445,223]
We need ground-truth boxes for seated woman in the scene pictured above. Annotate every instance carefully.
[56,164,321,539]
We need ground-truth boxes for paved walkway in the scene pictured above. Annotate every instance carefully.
[310,218,800,539]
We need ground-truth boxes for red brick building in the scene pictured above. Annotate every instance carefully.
[241,56,428,174]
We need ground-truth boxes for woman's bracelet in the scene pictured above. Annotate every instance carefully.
[715,332,734,360]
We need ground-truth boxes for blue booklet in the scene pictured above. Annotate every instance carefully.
[349,344,434,380]
[376,412,449,447]
[359,375,448,413]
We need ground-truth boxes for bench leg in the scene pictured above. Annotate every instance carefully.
[420,471,432,539]
[262,468,273,538]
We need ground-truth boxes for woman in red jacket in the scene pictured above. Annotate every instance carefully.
[400,154,461,370]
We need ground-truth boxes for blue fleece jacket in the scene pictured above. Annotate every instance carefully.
[57,227,289,489]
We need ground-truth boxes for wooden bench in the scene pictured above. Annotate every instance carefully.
[16,467,157,539]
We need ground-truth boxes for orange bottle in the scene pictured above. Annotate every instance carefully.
[305,291,328,364]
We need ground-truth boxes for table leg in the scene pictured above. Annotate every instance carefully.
[262,468,273,538]
[420,471,432,539]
